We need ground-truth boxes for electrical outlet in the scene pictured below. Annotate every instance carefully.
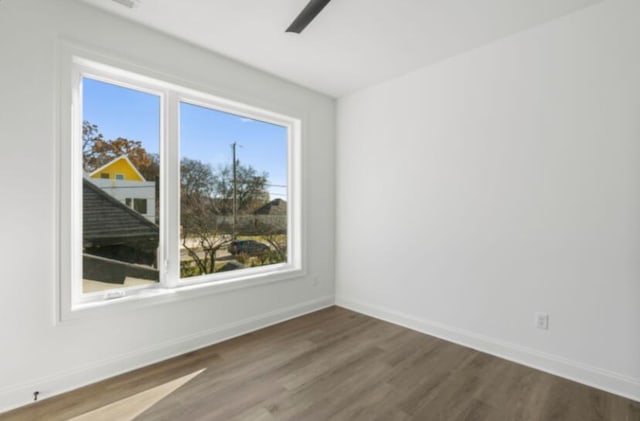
[535,313,549,330]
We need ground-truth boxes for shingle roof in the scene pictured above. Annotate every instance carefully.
[83,179,159,247]
[254,198,287,215]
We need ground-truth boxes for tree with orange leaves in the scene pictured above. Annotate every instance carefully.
[82,120,159,181]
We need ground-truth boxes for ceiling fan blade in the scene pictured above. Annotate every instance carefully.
[286,0,332,33]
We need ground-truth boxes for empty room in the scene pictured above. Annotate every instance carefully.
[1,0,639,419]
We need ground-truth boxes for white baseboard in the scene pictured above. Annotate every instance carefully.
[336,296,640,403]
[0,295,334,414]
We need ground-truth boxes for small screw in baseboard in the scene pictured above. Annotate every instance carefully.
[33,391,40,401]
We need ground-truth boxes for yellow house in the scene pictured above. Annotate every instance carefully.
[89,155,146,182]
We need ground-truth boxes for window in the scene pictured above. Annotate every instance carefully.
[60,54,302,314]
[81,77,160,295]
[179,102,288,279]
[133,198,148,214]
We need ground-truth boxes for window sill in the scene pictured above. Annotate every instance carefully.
[59,266,304,324]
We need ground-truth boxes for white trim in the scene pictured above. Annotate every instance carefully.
[0,296,334,414]
[64,265,305,322]
[58,40,304,321]
[335,296,640,403]
[165,90,180,288]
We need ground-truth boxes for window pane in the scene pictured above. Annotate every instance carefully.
[133,198,148,214]
[82,78,160,293]
[179,102,288,279]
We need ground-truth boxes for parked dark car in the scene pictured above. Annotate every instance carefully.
[227,240,270,256]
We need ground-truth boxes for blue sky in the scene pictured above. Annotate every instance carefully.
[82,77,288,199]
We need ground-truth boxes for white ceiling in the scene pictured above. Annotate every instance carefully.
[80,0,599,98]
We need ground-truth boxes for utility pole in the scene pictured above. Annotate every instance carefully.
[232,142,238,240]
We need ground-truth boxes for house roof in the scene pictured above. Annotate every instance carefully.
[88,155,146,182]
[83,179,158,247]
[254,198,287,215]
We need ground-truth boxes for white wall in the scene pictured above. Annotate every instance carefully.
[0,0,334,411]
[336,0,640,401]
[90,179,156,223]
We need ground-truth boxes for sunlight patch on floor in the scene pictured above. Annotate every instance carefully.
[68,369,206,421]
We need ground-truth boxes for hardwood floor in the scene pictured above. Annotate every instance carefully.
[3,306,639,420]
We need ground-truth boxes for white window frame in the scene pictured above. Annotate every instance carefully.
[57,49,303,322]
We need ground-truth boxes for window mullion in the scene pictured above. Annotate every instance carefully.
[164,90,181,288]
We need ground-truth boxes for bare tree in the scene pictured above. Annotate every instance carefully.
[180,159,225,276]
[179,158,277,276]
[213,163,269,214]
[180,196,227,275]
[252,219,287,263]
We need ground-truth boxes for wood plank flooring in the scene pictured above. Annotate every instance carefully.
[3,306,639,420]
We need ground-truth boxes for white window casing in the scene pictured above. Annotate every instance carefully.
[57,43,303,322]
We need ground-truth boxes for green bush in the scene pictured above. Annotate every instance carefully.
[180,260,202,277]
